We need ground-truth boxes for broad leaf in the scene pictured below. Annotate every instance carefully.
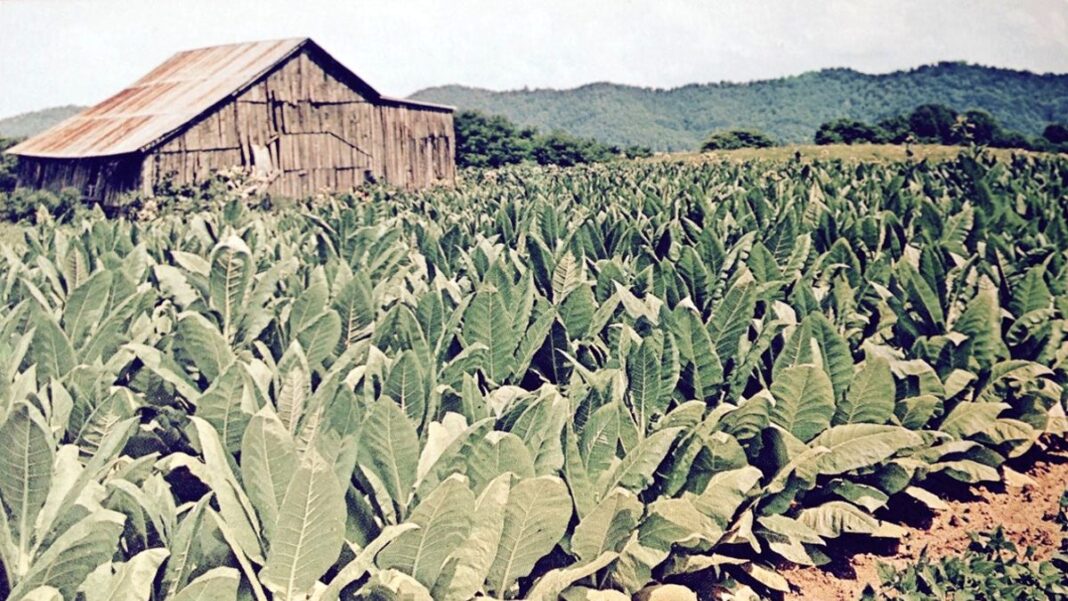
[769,365,835,442]
[260,450,346,600]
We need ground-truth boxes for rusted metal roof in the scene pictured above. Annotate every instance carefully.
[7,38,453,159]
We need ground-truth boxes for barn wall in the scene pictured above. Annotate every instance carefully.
[16,155,142,207]
[145,49,454,197]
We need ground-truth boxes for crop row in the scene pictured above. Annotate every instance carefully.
[0,152,1066,600]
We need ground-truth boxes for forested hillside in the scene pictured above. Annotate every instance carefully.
[0,105,83,138]
[412,62,1068,150]
[6,63,1068,152]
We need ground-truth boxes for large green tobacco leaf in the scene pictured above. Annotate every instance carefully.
[432,474,510,601]
[288,278,328,337]
[161,498,209,598]
[196,361,255,453]
[626,337,666,431]
[834,358,894,425]
[383,350,428,425]
[61,270,113,349]
[82,547,168,601]
[806,425,925,477]
[0,403,54,554]
[688,466,762,528]
[29,315,75,385]
[507,391,568,474]
[571,489,642,562]
[525,552,619,601]
[296,309,341,367]
[318,524,416,601]
[207,236,253,339]
[552,252,583,304]
[597,427,682,498]
[463,287,520,383]
[16,587,62,601]
[359,398,420,514]
[953,288,1007,370]
[769,364,835,442]
[580,402,622,477]
[186,418,264,561]
[240,406,297,543]
[707,281,756,363]
[274,343,311,435]
[8,510,126,601]
[797,501,880,538]
[1009,266,1051,318]
[171,567,240,601]
[464,431,536,493]
[175,312,234,382]
[260,450,346,600]
[334,274,375,350]
[806,314,854,400]
[378,475,476,588]
[940,402,1009,439]
[487,476,572,596]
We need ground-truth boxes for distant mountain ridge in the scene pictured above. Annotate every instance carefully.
[5,63,1067,152]
[411,62,1068,150]
[0,105,83,139]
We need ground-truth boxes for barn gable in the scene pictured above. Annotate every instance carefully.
[7,38,454,203]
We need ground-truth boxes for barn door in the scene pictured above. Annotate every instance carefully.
[250,143,273,177]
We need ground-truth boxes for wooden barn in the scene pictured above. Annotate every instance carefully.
[5,38,455,204]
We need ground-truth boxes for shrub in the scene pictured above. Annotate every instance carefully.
[701,129,776,151]
[1044,123,1068,145]
[0,137,20,194]
[991,129,1036,151]
[814,119,886,145]
[624,145,653,159]
[876,115,912,144]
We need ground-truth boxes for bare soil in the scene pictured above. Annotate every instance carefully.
[781,450,1068,601]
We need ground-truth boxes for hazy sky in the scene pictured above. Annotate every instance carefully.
[1,0,1066,118]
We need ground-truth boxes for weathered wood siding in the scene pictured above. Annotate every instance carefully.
[145,48,454,196]
[16,155,142,206]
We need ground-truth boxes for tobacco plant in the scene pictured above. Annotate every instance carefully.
[0,151,1066,600]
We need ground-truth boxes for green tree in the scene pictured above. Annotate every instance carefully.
[454,111,535,168]
[454,111,626,168]
[959,110,1000,145]
[908,104,959,143]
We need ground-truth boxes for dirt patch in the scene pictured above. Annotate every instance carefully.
[781,451,1068,601]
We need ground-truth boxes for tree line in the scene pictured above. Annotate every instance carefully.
[454,111,651,168]
[456,106,1067,167]
[702,104,1068,153]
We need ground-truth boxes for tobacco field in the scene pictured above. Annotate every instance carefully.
[0,151,1067,600]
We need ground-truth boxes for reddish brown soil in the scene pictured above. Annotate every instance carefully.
[781,451,1068,601]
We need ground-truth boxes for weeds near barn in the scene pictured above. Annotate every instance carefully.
[0,150,1066,600]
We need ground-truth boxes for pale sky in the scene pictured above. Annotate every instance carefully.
[1,0,1066,119]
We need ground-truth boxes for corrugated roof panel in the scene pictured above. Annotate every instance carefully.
[7,38,307,158]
